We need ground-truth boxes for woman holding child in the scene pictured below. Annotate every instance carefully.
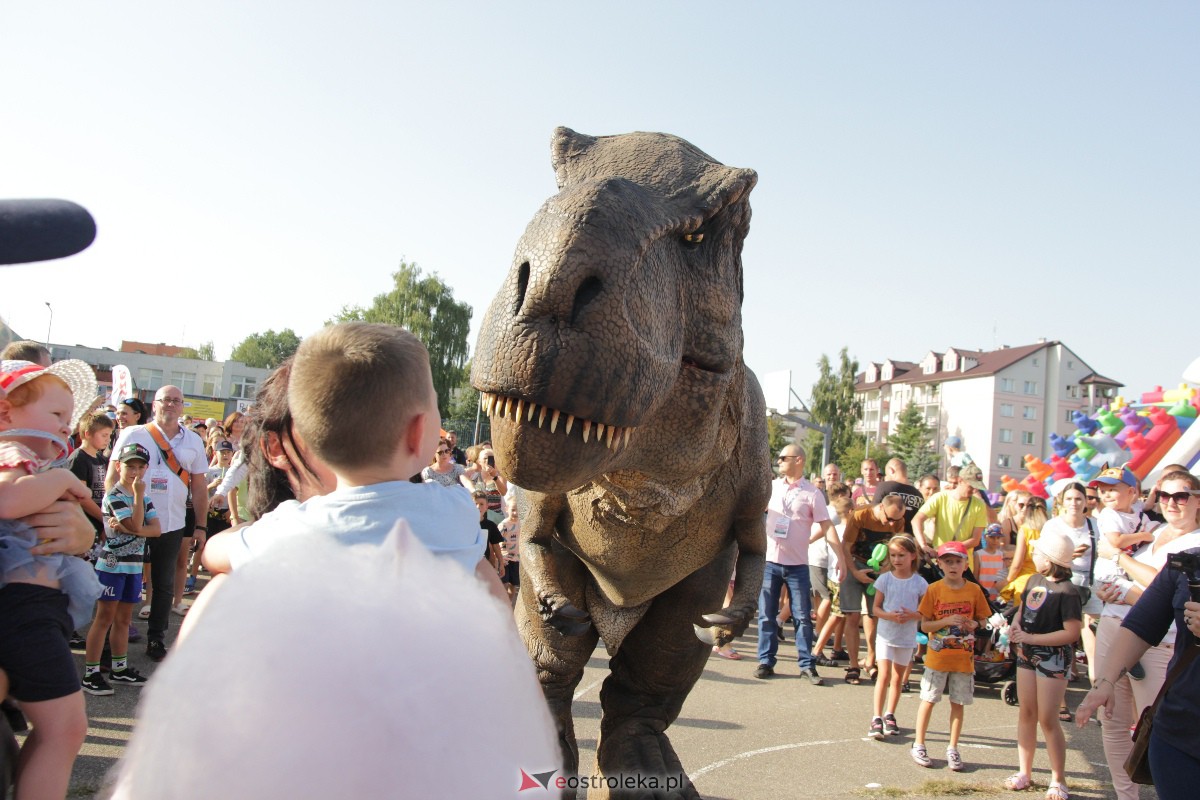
[1084,469,1200,800]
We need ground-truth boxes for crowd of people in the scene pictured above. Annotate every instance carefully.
[753,447,1200,799]
[2,325,1199,798]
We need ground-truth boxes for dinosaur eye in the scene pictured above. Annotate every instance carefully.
[682,230,705,246]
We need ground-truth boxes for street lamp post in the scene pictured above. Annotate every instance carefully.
[44,301,53,349]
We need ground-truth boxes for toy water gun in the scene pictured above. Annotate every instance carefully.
[864,542,888,596]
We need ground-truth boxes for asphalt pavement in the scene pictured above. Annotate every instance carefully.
[37,585,1151,799]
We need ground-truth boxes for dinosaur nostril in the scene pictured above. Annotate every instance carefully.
[570,276,602,325]
[514,261,530,316]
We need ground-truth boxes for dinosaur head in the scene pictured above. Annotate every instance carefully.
[472,128,757,493]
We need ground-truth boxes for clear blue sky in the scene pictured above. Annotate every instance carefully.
[3,3,1196,405]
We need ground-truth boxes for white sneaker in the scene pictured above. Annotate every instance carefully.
[946,747,963,772]
[138,605,151,619]
[171,603,189,617]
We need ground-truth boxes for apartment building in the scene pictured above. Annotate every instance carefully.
[47,340,273,419]
[854,340,1121,491]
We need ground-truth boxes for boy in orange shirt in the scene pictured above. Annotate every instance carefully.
[911,541,991,771]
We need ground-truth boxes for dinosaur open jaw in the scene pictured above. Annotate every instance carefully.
[480,392,636,452]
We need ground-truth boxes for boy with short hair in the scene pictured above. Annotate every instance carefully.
[67,411,115,543]
[222,323,499,598]
[911,541,991,771]
[83,443,162,694]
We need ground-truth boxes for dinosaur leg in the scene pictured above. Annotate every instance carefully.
[516,558,598,799]
[590,555,731,799]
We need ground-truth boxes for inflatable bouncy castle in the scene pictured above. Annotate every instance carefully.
[1002,356,1200,497]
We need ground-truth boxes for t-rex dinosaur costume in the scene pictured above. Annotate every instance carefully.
[472,128,770,799]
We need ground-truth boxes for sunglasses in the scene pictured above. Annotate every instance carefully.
[1015,502,1027,509]
[436,449,450,455]
[1159,490,1200,505]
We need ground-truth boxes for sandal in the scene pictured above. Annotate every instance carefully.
[845,667,862,685]
[867,665,879,682]
[1003,773,1032,791]
[712,646,742,661]
[1058,704,1073,722]
[1045,781,1069,800]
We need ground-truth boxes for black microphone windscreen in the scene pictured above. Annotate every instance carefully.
[0,199,97,266]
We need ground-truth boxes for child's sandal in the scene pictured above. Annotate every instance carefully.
[845,667,862,685]
[1004,773,1032,791]
[1045,782,1069,800]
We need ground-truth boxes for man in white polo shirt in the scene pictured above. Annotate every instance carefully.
[107,385,208,661]
[756,444,834,684]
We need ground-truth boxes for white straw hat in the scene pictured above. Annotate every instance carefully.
[1,359,98,428]
[1034,532,1076,570]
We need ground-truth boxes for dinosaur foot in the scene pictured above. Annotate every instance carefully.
[592,724,700,800]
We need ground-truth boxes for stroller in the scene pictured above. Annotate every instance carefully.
[974,603,1019,705]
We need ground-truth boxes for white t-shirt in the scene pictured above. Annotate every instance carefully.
[1042,516,1096,587]
[1137,529,1200,645]
[873,571,929,648]
[112,423,208,532]
[227,480,485,577]
[1093,507,1156,585]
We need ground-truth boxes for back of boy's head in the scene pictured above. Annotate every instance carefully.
[80,410,115,435]
[288,322,433,472]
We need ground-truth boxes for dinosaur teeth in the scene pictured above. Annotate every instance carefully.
[486,394,633,452]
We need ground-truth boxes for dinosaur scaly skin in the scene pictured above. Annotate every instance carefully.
[473,128,770,799]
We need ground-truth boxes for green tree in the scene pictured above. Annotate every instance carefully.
[838,434,892,481]
[174,340,214,361]
[230,329,302,369]
[888,402,939,478]
[446,361,482,422]
[807,347,863,468]
[766,415,790,463]
[333,261,472,416]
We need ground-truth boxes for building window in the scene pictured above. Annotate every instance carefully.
[1022,431,1036,445]
[1023,381,1039,395]
[1023,406,1037,420]
[1033,358,1040,367]
[1067,360,1074,369]
[230,375,257,399]
[997,454,1011,468]
[1066,409,1075,422]
[1000,403,1014,418]
[169,371,196,395]
[1001,378,1015,392]
[1067,385,1079,399]
[999,428,1013,443]
[201,376,219,396]
[138,368,163,391]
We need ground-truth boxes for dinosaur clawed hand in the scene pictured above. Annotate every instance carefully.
[537,593,593,636]
[693,604,754,647]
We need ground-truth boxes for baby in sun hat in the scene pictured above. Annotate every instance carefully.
[0,358,105,626]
